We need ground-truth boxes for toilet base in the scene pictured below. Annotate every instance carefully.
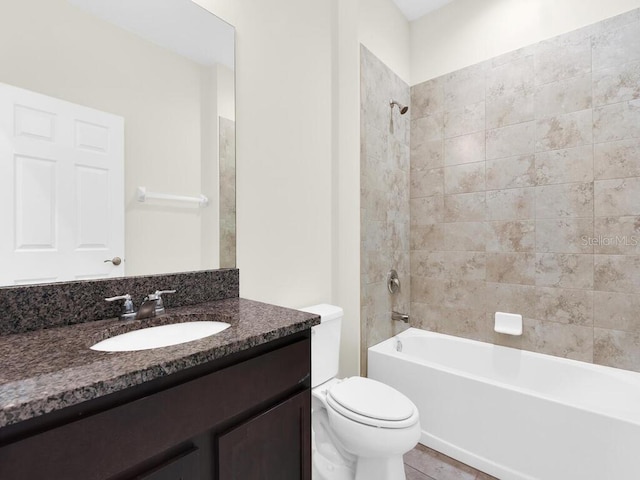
[313,449,354,480]
[355,455,407,480]
[312,401,356,480]
[311,377,418,480]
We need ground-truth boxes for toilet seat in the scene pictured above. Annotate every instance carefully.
[326,377,418,429]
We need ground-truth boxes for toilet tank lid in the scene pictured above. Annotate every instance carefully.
[299,304,343,322]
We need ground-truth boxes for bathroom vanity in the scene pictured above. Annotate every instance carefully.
[0,286,319,480]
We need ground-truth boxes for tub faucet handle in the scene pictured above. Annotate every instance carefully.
[387,269,401,294]
[392,311,409,323]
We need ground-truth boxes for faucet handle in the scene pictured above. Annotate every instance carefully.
[105,294,132,304]
[154,289,176,297]
[151,289,176,315]
[105,294,136,320]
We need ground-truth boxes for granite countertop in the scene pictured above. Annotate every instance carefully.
[0,298,319,429]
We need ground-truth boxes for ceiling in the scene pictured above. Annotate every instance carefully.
[392,0,455,21]
[68,0,234,68]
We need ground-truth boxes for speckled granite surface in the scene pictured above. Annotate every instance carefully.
[0,297,319,428]
[0,269,239,336]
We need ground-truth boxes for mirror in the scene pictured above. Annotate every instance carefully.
[0,0,235,286]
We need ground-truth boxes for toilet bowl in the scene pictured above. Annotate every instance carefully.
[301,304,420,480]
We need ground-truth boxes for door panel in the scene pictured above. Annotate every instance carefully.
[14,154,57,250]
[76,165,110,248]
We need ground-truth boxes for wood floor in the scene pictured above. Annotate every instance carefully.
[404,444,498,480]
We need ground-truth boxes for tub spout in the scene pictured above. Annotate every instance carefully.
[392,311,409,323]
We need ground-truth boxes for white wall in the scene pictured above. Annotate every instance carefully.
[333,0,361,376]
[192,0,408,377]
[217,65,235,121]
[193,0,334,311]
[358,0,412,84]
[411,0,640,84]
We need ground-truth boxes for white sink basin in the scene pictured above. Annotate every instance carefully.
[90,321,231,352]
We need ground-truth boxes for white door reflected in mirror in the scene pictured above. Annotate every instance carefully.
[0,83,125,285]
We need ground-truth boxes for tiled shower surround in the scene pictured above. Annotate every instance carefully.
[219,117,236,269]
[360,46,410,374]
[409,8,640,371]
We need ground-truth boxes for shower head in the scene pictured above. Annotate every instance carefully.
[390,99,408,115]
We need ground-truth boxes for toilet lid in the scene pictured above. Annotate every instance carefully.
[327,377,415,422]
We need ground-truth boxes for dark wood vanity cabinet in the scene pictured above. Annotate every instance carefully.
[0,332,311,480]
[218,389,310,480]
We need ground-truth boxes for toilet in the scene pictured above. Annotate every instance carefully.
[300,304,420,480]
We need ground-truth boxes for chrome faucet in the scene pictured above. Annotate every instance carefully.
[105,289,176,321]
[391,311,409,323]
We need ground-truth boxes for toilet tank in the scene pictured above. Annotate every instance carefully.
[299,304,343,388]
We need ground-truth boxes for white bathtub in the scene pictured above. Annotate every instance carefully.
[368,328,640,480]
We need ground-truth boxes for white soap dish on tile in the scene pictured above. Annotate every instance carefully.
[494,312,523,336]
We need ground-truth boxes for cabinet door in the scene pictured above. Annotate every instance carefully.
[217,390,310,480]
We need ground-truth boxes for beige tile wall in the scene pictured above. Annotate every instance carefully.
[360,46,411,374]
[219,117,236,269]
[410,8,640,371]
